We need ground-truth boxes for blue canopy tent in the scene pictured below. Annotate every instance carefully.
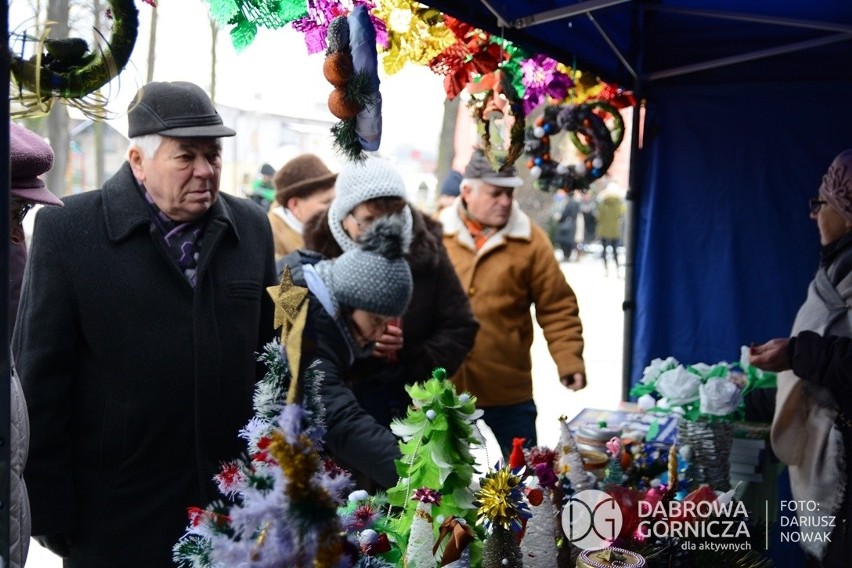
[422,0,852,396]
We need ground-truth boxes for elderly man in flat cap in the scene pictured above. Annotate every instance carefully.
[749,149,852,567]
[13,82,277,566]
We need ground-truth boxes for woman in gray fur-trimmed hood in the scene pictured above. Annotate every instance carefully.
[294,158,479,432]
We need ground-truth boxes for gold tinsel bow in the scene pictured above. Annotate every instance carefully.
[372,0,455,75]
[266,266,309,403]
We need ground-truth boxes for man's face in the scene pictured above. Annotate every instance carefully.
[462,180,514,228]
[129,136,222,222]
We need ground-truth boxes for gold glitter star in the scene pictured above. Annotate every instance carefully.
[267,266,310,398]
[267,265,308,343]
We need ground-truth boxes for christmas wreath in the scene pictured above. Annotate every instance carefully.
[524,102,625,192]
[466,70,526,173]
[9,0,140,107]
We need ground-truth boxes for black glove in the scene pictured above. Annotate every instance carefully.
[35,532,73,557]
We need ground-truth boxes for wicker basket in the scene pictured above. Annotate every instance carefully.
[676,417,733,491]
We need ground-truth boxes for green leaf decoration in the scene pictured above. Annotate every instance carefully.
[230,16,258,52]
[278,0,308,22]
[206,0,239,25]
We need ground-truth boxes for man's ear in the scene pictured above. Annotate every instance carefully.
[286,196,300,211]
[128,148,146,182]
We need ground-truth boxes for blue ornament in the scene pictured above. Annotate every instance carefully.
[534,157,543,166]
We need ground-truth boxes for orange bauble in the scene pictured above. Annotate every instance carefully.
[328,88,361,120]
[323,52,354,88]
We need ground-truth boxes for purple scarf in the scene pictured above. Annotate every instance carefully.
[139,188,205,287]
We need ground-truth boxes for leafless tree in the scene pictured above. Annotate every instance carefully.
[209,17,218,101]
[146,5,157,83]
[45,0,71,198]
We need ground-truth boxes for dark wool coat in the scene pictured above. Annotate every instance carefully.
[282,252,401,488]
[300,207,479,427]
[13,163,277,567]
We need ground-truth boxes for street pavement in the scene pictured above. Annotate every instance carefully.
[24,247,626,566]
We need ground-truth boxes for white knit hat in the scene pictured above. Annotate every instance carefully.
[327,157,413,252]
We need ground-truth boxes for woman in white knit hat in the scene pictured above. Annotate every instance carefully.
[289,157,478,447]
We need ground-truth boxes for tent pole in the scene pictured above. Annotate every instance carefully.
[621,1,644,402]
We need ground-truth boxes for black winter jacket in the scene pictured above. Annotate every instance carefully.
[14,163,277,567]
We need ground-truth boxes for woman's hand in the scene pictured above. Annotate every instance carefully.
[373,320,403,361]
[748,338,792,372]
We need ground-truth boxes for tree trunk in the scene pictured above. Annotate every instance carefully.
[209,19,218,101]
[92,0,105,187]
[46,0,70,198]
[435,96,460,188]
[146,5,158,82]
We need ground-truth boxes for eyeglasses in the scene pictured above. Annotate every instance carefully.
[809,197,828,215]
[347,212,375,231]
[11,199,34,225]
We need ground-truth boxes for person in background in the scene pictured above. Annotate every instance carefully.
[437,169,463,213]
[555,189,581,262]
[438,149,586,458]
[279,216,413,487]
[7,122,65,568]
[247,163,276,209]
[750,148,852,568]
[300,157,478,432]
[596,183,625,276]
[267,153,337,260]
[14,81,277,566]
[579,189,598,254]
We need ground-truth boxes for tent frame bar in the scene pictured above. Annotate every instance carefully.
[510,0,632,29]
[587,12,638,80]
[650,6,852,34]
[647,32,852,81]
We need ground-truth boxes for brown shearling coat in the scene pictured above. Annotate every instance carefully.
[438,200,585,406]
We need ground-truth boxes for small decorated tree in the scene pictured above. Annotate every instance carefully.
[387,368,484,559]
[476,467,531,568]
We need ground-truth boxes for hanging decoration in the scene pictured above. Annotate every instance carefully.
[524,103,625,193]
[466,69,526,172]
[9,0,142,117]
[206,0,307,51]
[292,0,387,55]
[518,53,573,116]
[371,0,455,75]
[323,5,382,160]
[428,16,504,100]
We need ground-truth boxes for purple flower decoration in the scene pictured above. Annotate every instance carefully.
[412,487,442,505]
[534,462,558,490]
[292,0,387,54]
[520,54,573,114]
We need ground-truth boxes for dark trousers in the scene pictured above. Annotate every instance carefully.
[480,400,538,461]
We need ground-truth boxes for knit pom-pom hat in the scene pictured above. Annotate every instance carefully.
[319,214,413,317]
[327,157,413,252]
